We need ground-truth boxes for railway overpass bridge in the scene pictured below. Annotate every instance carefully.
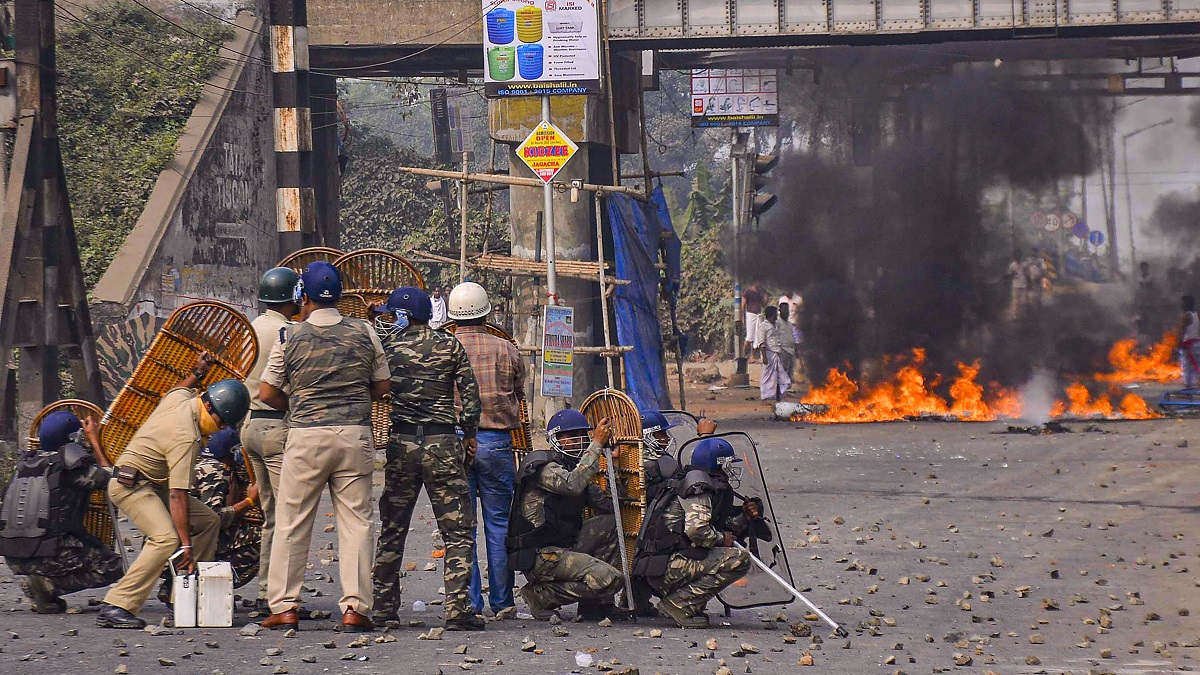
[307,0,1200,75]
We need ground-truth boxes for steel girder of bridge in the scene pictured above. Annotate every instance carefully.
[608,0,1200,46]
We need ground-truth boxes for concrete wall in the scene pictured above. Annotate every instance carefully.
[308,0,480,47]
[91,11,277,399]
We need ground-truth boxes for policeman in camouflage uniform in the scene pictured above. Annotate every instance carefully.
[260,262,391,633]
[632,437,755,628]
[507,410,625,620]
[370,287,485,631]
[192,429,262,587]
[0,412,122,613]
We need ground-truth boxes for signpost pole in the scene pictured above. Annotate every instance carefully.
[542,94,558,305]
[459,150,470,282]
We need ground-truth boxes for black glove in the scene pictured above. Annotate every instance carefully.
[585,484,615,514]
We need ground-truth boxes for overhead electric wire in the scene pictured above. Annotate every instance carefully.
[53,6,266,98]
[307,0,504,74]
[174,0,263,35]
[57,0,271,71]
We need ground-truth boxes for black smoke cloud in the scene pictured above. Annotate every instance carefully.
[743,57,1122,385]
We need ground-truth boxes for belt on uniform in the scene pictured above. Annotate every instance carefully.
[249,410,286,421]
[393,422,457,436]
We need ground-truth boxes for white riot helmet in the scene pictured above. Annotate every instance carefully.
[448,282,492,321]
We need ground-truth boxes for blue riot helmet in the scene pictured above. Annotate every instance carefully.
[546,408,591,460]
[690,437,742,486]
[640,410,676,459]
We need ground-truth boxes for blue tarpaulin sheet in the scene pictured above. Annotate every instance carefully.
[607,186,677,411]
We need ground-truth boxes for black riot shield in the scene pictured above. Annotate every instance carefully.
[660,410,699,449]
[677,431,795,610]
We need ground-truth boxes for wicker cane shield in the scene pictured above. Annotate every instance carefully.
[278,246,345,274]
[439,320,533,465]
[580,388,645,569]
[333,249,426,449]
[28,400,114,551]
[99,301,258,463]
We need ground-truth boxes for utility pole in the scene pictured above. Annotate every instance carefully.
[1121,118,1172,272]
[729,129,749,385]
[270,0,314,256]
[0,0,105,447]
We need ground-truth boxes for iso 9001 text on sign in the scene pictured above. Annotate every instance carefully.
[517,121,578,183]
[691,69,779,128]
[483,0,601,96]
[541,305,575,398]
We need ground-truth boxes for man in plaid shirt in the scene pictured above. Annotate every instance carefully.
[447,282,527,618]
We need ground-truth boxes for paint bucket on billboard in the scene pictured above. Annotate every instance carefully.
[486,8,515,44]
[517,43,543,80]
[516,6,543,43]
[488,46,516,80]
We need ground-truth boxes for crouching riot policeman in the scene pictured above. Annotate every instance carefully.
[632,438,761,628]
[507,410,625,620]
[192,429,262,587]
[0,411,123,613]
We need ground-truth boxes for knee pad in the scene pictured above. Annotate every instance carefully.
[583,562,622,594]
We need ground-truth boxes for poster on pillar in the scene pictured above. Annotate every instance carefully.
[516,121,578,183]
[541,305,575,398]
[482,0,601,96]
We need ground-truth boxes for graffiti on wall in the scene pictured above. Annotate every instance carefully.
[94,310,163,401]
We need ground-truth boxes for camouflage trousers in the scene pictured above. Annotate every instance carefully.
[221,520,262,589]
[6,532,123,597]
[524,514,623,610]
[658,547,751,616]
[372,431,475,620]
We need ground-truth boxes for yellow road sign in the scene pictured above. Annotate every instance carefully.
[517,121,578,183]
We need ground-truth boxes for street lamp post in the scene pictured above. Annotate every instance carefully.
[1122,118,1173,272]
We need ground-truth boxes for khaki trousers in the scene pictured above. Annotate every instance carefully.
[268,425,375,616]
[241,416,287,599]
[103,479,220,614]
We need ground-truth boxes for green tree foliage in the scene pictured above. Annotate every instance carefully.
[339,127,511,293]
[673,164,733,354]
[57,2,230,287]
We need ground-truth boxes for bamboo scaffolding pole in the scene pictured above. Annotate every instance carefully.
[410,250,631,286]
[397,165,648,200]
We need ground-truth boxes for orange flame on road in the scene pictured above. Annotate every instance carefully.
[1096,333,1180,384]
[796,347,1163,424]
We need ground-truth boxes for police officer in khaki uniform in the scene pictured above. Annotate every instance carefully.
[97,354,251,629]
[242,266,298,610]
[259,262,391,633]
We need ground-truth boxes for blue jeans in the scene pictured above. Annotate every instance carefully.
[468,430,516,613]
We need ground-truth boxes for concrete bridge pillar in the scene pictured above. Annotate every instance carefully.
[489,58,640,417]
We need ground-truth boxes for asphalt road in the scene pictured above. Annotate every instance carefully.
[2,415,1198,675]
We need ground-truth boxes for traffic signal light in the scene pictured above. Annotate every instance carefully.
[749,153,778,218]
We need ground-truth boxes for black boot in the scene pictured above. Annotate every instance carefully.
[445,614,486,631]
[97,604,147,629]
[578,601,634,622]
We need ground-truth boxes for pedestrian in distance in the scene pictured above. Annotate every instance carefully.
[757,305,792,402]
[1179,295,1200,389]
[259,261,391,633]
[430,286,449,329]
